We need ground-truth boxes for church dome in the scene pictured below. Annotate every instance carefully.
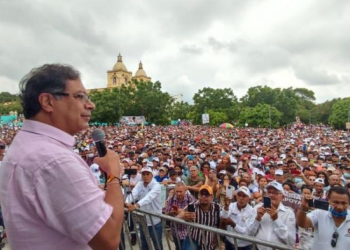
[112,53,128,71]
[134,61,148,77]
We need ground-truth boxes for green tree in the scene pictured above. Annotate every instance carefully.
[240,86,277,107]
[238,104,282,128]
[192,87,238,124]
[328,98,350,129]
[89,88,122,123]
[207,109,228,126]
[0,92,18,103]
[169,101,193,120]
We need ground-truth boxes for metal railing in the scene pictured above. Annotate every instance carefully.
[120,208,295,250]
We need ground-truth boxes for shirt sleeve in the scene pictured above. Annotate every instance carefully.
[137,183,161,207]
[33,155,113,245]
[273,210,296,246]
[307,209,319,229]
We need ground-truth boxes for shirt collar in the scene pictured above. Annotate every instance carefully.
[277,202,286,212]
[21,120,75,147]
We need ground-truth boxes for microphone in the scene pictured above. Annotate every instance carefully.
[92,129,108,189]
[92,129,107,157]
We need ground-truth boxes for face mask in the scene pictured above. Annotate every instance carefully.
[330,207,348,218]
[88,153,94,158]
[344,173,350,179]
[251,160,258,167]
[294,178,302,183]
[265,167,270,172]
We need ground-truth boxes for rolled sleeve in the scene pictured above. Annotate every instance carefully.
[33,155,113,244]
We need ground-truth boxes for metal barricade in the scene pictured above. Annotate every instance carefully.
[121,208,295,250]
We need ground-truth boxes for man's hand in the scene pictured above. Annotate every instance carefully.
[125,203,139,212]
[224,197,231,211]
[266,206,278,221]
[256,206,266,221]
[94,150,122,177]
[184,212,196,222]
[221,217,236,228]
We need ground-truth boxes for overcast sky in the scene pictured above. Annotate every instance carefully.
[1,0,349,104]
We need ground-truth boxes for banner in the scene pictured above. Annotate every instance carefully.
[282,192,302,214]
[202,114,209,124]
[119,116,146,125]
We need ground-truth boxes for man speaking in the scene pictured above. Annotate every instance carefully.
[0,64,124,249]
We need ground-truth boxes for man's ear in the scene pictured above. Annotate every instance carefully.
[38,93,54,113]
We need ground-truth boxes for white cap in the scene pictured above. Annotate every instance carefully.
[152,157,159,162]
[301,157,308,162]
[251,155,258,160]
[277,161,284,165]
[314,178,325,185]
[140,167,153,173]
[219,170,227,175]
[236,186,250,197]
[275,169,284,176]
[146,162,153,167]
[159,167,167,172]
[189,146,195,151]
[200,153,206,159]
[266,181,284,194]
[90,163,101,180]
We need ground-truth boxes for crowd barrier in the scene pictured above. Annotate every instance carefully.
[120,208,295,250]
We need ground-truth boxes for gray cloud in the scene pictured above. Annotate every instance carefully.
[0,0,350,104]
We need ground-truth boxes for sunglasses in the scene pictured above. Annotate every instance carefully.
[331,231,338,247]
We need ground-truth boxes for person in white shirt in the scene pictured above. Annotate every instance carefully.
[221,186,256,250]
[297,186,350,250]
[125,167,163,250]
[249,181,296,250]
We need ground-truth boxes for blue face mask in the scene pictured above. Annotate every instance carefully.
[330,207,348,218]
[294,178,302,183]
[344,173,350,179]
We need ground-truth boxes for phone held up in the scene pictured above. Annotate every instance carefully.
[226,185,234,199]
[187,203,195,213]
[263,197,272,208]
[307,199,329,211]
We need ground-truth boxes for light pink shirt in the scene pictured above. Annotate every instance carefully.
[0,120,113,250]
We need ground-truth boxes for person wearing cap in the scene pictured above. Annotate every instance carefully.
[221,186,256,250]
[312,178,327,201]
[297,186,350,250]
[275,169,285,184]
[185,166,205,199]
[249,181,296,249]
[177,185,221,250]
[125,166,163,250]
[164,182,196,250]
[0,65,124,250]
[154,167,169,183]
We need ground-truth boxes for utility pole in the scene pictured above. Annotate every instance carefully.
[309,110,311,125]
[269,106,271,129]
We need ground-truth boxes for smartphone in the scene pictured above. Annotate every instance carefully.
[307,199,314,208]
[263,197,271,208]
[188,155,194,160]
[314,200,329,211]
[187,203,195,212]
[226,185,234,199]
[291,169,301,175]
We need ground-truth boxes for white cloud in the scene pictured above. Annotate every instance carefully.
[0,0,349,104]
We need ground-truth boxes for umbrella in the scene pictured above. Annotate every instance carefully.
[219,123,234,128]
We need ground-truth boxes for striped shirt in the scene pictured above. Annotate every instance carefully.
[189,201,220,250]
[164,193,197,239]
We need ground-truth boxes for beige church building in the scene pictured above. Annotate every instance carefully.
[88,53,151,92]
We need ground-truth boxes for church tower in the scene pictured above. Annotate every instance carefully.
[107,53,133,88]
[132,61,152,82]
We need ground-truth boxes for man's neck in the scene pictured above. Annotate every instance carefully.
[143,181,150,187]
[333,216,346,227]
[191,175,198,181]
[199,203,211,212]
[237,203,247,211]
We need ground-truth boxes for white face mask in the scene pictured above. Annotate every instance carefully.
[88,153,94,158]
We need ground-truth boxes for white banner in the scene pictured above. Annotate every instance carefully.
[202,114,209,124]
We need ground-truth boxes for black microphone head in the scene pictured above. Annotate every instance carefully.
[92,129,105,142]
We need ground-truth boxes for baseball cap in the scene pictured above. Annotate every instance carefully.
[199,185,213,195]
[314,178,325,185]
[277,161,283,165]
[168,169,177,176]
[152,157,159,162]
[266,181,284,194]
[90,163,101,179]
[301,157,308,162]
[275,169,284,176]
[236,186,250,197]
[140,167,153,173]
[159,167,167,172]
[146,162,153,167]
[200,153,206,159]
[327,166,336,172]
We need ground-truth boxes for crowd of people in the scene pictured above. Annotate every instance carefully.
[0,64,350,250]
